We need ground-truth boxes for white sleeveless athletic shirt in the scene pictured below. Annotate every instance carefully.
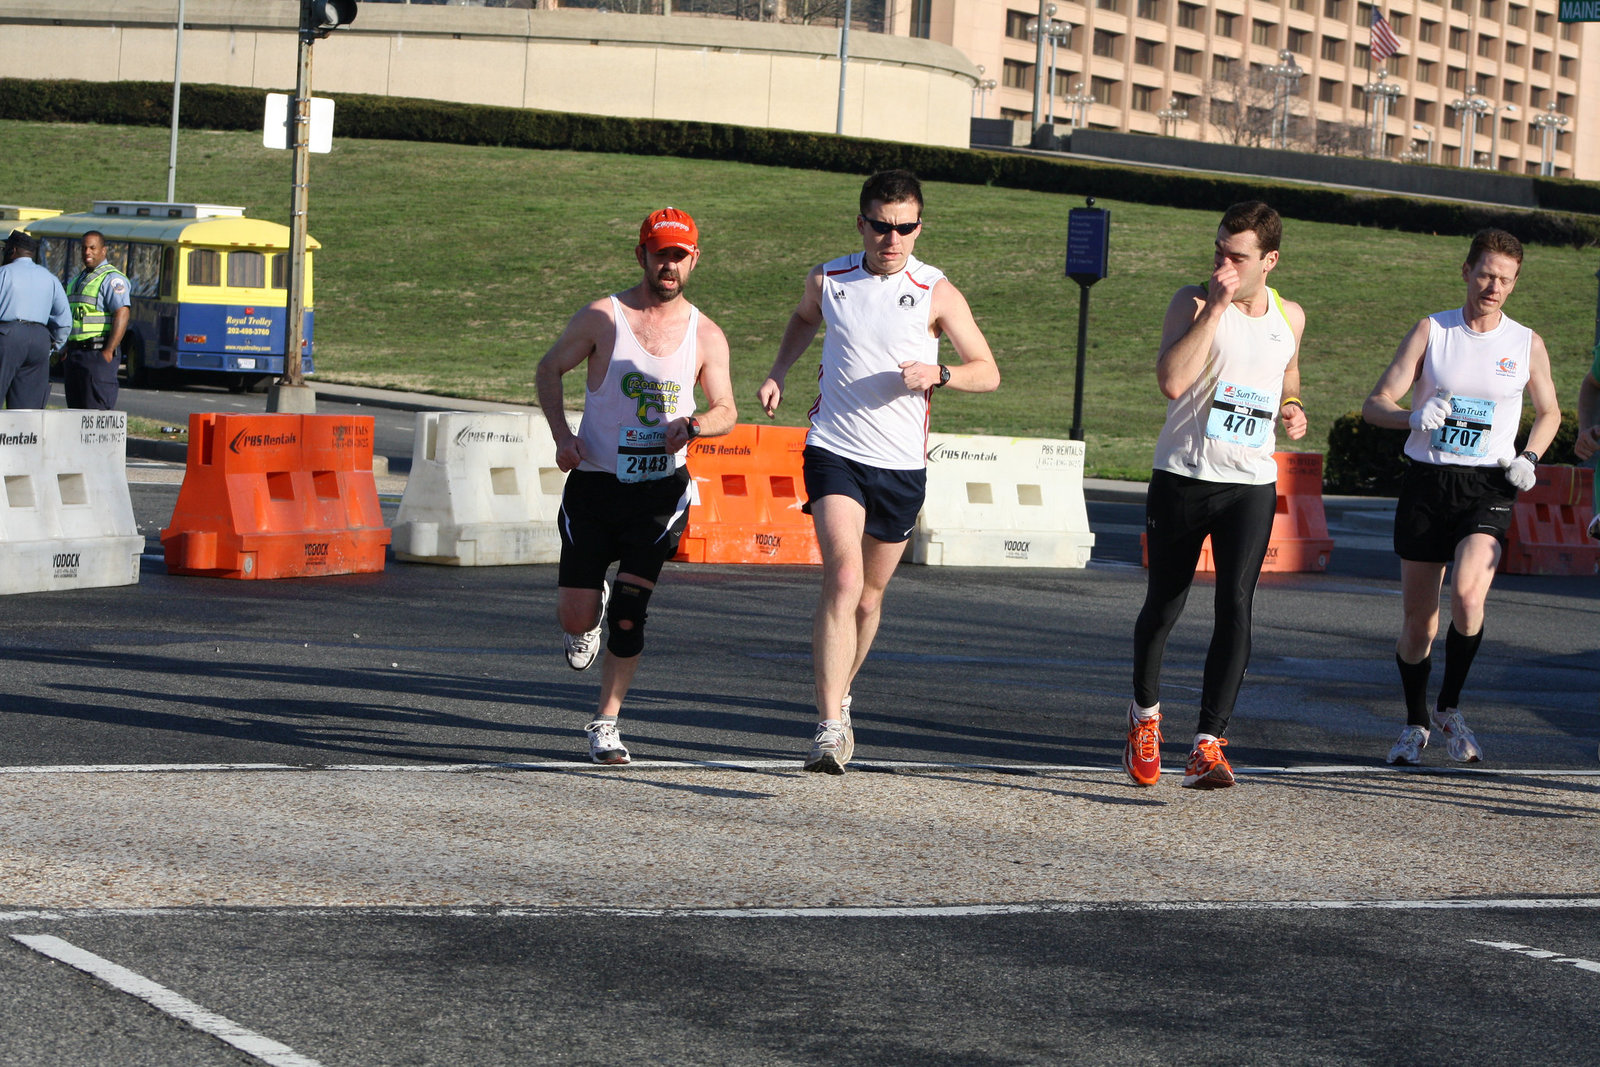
[576,295,699,478]
[1403,308,1533,468]
[1152,287,1298,486]
[805,252,945,471]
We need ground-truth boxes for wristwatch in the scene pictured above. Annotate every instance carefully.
[1521,449,1539,464]
[687,417,702,439]
[935,364,951,388]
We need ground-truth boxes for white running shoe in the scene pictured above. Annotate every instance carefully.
[804,720,849,775]
[585,718,630,765]
[839,694,855,766]
[1429,708,1483,763]
[1386,725,1429,766]
[563,580,610,671]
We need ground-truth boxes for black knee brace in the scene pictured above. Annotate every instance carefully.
[605,581,652,658]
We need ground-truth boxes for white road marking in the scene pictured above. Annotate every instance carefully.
[1468,940,1600,973]
[0,760,1596,776]
[11,934,324,1066]
[4,899,1600,924]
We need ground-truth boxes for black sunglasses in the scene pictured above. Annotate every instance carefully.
[859,216,922,237]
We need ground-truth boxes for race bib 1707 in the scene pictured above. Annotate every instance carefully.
[617,426,673,482]
[1430,396,1494,458]
[1204,380,1277,449]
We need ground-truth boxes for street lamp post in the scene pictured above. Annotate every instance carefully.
[1363,68,1403,158]
[978,78,997,118]
[1412,122,1434,163]
[1487,103,1517,172]
[1030,0,1054,131]
[971,65,986,119]
[1531,101,1570,176]
[1265,49,1302,150]
[1448,86,1492,168]
[1156,99,1189,136]
[1063,81,1093,130]
[1027,12,1073,126]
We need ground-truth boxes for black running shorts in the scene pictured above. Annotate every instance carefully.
[1393,461,1516,563]
[557,467,692,588]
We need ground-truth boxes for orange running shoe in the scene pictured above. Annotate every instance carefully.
[1122,702,1163,786]
[1182,737,1235,789]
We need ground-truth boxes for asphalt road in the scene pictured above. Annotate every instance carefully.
[4,380,1597,1066]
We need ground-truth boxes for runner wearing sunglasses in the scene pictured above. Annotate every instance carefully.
[757,169,1000,774]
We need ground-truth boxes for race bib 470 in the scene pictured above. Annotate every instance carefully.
[1205,380,1277,449]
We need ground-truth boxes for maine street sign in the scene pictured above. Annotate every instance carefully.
[1559,0,1600,20]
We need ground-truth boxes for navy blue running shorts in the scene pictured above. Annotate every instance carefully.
[801,445,926,544]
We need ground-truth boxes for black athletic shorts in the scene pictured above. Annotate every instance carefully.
[1393,461,1517,563]
[801,445,926,544]
[557,467,692,588]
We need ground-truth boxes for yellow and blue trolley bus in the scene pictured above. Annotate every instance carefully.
[24,201,318,391]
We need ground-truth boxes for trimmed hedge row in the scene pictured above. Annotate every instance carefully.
[1324,408,1585,495]
[5,77,1600,248]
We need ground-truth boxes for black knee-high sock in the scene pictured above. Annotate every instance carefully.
[1396,653,1432,728]
[1437,623,1484,712]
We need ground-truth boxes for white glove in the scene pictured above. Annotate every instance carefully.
[1499,454,1537,491]
[1409,393,1452,432]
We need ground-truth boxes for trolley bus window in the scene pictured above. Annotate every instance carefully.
[271,253,288,289]
[188,248,220,287]
[160,247,176,298]
[38,237,72,280]
[127,243,163,298]
[227,250,266,289]
[105,240,132,274]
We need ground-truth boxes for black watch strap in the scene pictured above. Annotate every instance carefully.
[936,364,951,388]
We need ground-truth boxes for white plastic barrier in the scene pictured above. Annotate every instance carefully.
[391,411,568,566]
[912,434,1095,568]
[0,410,143,594]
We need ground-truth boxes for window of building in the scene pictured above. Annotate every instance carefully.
[1532,48,1549,70]
[1450,0,1466,10]
[1093,29,1122,57]
[1252,19,1275,45]
[1386,57,1407,76]
[1507,3,1524,26]
[1356,43,1372,69]
[1097,0,1121,11]
[1414,99,1433,122]
[1137,0,1161,19]
[1505,42,1521,64]
[1213,54,1236,80]
[1448,27,1467,50]
[1419,19,1437,43]
[1135,38,1161,65]
[1477,33,1495,57]
[1005,10,1032,38]
[1173,92,1197,111]
[1529,85,1545,107]
[1324,0,1342,18]
[1446,66,1465,89]
[1351,85,1366,107]
[1321,36,1343,61]
[1389,12,1408,32]
[1479,0,1495,15]
[1289,0,1308,9]
[1052,69,1077,95]
[1174,46,1199,73]
[1416,58,1435,82]
[1444,107,1459,130]
[910,0,932,38]
[1560,21,1576,39]
[1535,10,1550,31]
[1560,55,1574,77]
[1091,76,1118,105]
[1475,72,1493,93]
[1177,2,1201,28]
[1287,28,1310,53]
[1000,108,1031,120]
[187,249,220,287]
[1002,59,1034,89]
[1503,80,1520,104]
[227,251,266,290]
[1132,85,1157,111]
[1215,11,1235,36]
[1319,77,1340,103]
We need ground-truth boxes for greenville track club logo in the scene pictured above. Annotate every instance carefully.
[621,371,681,425]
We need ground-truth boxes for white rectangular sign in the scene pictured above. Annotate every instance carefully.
[263,93,335,153]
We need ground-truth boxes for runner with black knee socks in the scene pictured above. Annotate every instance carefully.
[1362,228,1560,766]
[1123,201,1307,790]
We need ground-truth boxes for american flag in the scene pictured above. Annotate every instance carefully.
[1370,10,1402,64]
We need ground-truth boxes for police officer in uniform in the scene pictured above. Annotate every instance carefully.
[0,230,70,409]
[63,230,132,410]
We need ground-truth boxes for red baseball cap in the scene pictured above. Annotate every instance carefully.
[639,207,699,254]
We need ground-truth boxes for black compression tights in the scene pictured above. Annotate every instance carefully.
[1132,471,1278,737]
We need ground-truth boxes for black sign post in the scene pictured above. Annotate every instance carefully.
[1064,199,1110,442]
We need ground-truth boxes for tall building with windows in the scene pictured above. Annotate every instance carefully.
[894,0,1588,177]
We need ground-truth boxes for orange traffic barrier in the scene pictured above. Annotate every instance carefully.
[1142,451,1334,573]
[1500,463,1600,576]
[675,424,821,565]
[161,413,391,579]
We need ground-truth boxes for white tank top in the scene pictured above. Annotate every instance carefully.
[805,252,945,470]
[1152,287,1297,486]
[576,295,699,479]
[1404,308,1533,467]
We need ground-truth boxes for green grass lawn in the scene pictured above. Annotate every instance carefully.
[7,119,1596,479]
